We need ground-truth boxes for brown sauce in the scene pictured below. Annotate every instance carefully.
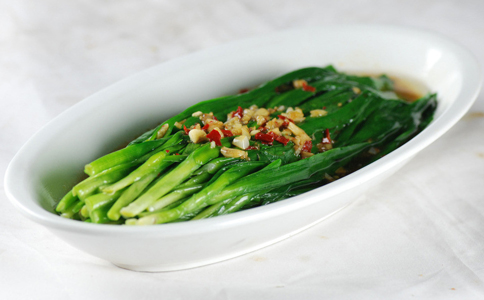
[390,75,427,102]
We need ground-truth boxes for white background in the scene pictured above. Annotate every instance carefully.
[1,0,484,299]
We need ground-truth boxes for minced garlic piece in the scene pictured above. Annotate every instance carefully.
[301,151,314,159]
[221,146,248,159]
[293,79,308,89]
[206,120,224,132]
[232,135,250,150]
[270,128,282,136]
[174,120,186,129]
[192,111,203,117]
[156,124,169,139]
[241,109,255,124]
[188,129,208,144]
[283,110,305,123]
[254,108,270,117]
[265,118,284,130]
[240,125,251,137]
[310,109,328,117]
[224,117,242,131]
[282,128,293,137]
[255,115,267,126]
[317,142,333,152]
[287,122,306,136]
[352,87,361,94]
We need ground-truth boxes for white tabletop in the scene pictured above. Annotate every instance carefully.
[1,1,484,299]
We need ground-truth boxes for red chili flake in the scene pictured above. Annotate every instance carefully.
[258,126,267,133]
[282,121,290,128]
[239,88,249,94]
[165,150,170,153]
[207,130,222,146]
[221,130,233,137]
[322,129,332,144]
[246,146,258,150]
[275,135,289,145]
[278,115,294,124]
[201,123,210,130]
[323,106,326,109]
[183,125,190,135]
[213,116,218,121]
[302,140,313,152]
[232,106,244,118]
[254,132,275,144]
[175,153,180,155]
[302,82,316,93]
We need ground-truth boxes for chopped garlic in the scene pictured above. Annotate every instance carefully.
[284,110,305,123]
[192,111,203,117]
[188,129,208,144]
[156,124,169,139]
[255,115,267,126]
[301,151,314,159]
[240,126,251,137]
[206,120,224,132]
[221,146,248,159]
[254,108,270,118]
[310,109,328,117]
[287,122,306,136]
[174,121,183,129]
[293,79,308,89]
[317,142,333,152]
[232,135,250,150]
[270,128,281,136]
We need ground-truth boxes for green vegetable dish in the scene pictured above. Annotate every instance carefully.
[55,66,437,225]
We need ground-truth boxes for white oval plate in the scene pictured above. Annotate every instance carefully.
[5,25,482,271]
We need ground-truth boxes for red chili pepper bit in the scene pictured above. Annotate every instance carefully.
[247,145,258,150]
[206,130,222,146]
[267,131,277,139]
[221,129,233,137]
[165,150,170,153]
[322,129,332,144]
[239,88,249,94]
[326,129,332,143]
[183,125,190,135]
[213,116,218,121]
[302,82,316,93]
[275,135,289,146]
[175,153,180,155]
[302,140,312,152]
[258,126,267,133]
[323,106,326,109]
[232,106,244,119]
[202,123,210,130]
[278,115,294,124]
[254,132,275,144]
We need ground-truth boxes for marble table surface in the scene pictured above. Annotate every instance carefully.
[1,0,484,299]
